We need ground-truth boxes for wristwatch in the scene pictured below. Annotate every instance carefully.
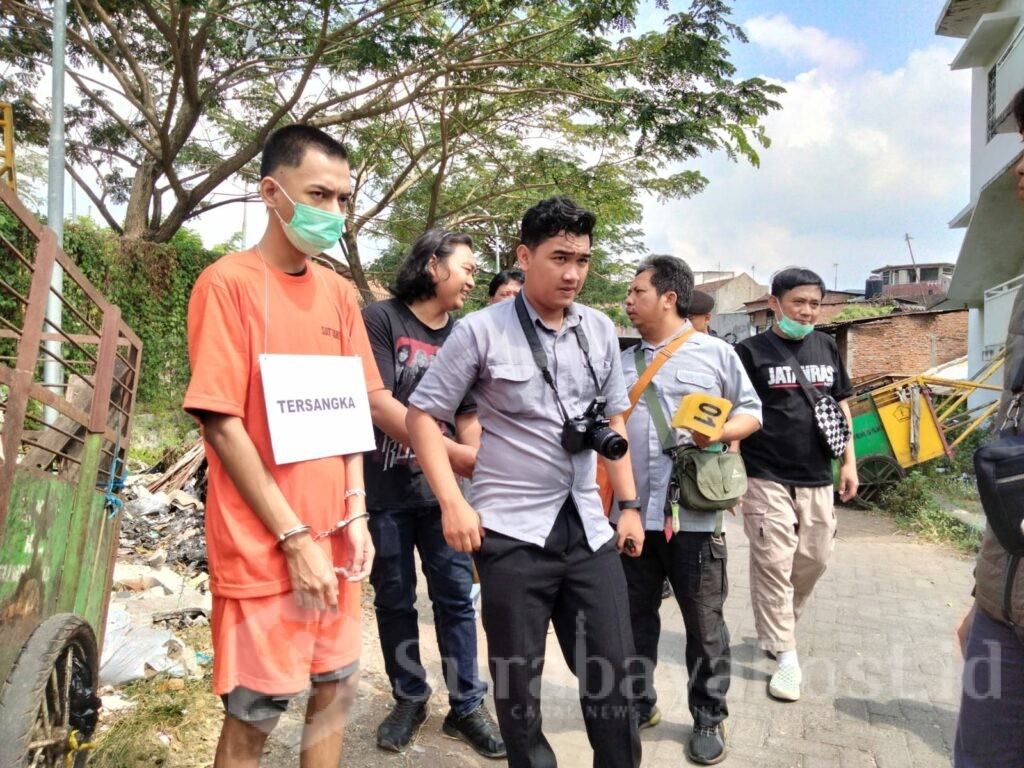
[617,498,642,512]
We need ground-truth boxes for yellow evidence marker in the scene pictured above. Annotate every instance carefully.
[672,392,732,440]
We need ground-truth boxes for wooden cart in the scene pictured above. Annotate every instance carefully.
[0,183,142,767]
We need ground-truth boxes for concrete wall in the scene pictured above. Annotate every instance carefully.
[712,312,752,344]
[968,0,1024,203]
[707,273,767,313]
[843,311,969,379]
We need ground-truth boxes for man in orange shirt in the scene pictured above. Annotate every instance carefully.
[184,124,384,767]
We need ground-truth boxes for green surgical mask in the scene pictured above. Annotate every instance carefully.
[777,312,815,340]
[273,181,345,256]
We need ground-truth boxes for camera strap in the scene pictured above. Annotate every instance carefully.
[514,292,602,421]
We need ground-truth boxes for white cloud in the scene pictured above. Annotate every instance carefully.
[641,41,971,293]
[745,14,863,71]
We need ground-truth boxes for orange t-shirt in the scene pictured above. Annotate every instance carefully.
[183,249,384,599]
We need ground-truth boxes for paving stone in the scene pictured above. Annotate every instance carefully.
[335,505,970,767]
[838,747,878,768]
[800,754,841,768]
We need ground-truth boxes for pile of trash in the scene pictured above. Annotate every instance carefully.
[100,440,211,690]
[119,440,208,572]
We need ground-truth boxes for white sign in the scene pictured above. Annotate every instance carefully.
[260,354,376,465]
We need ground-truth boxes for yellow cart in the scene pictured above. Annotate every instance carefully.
[848,353,1005,506]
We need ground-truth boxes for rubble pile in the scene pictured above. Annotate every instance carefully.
[96,441,213,690]
[119,440,208,573]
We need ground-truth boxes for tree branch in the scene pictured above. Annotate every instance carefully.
[64,162,122,234]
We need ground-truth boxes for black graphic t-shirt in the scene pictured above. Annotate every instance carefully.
[362,298,474,510]
[735,329,853,486]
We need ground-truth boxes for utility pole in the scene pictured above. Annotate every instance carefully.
[833,262,839,291]
[904,233,917,267]
[43,0,68,423]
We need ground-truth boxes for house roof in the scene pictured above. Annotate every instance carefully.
[870,262,955,272]
[816,307,967,332]
[742,290,863,310]
[694,277,733,292]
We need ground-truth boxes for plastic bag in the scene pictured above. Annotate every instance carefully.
[99,609,201,686]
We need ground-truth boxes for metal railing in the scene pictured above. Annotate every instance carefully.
[0,182,142,540]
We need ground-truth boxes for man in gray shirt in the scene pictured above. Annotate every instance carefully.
[619,255,761,765]
[407,196,645,768]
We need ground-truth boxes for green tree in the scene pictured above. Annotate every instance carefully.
[2,0,782,299]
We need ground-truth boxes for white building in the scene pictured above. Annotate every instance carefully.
[939,0,1024,399]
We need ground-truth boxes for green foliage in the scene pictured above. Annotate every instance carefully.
[62,219,216,407]
[4,0,782,302]
[946,417,991,476]
[128,409,199,470]
[876,471,981,554]
[877,470,934,520]
[829,303,898,323]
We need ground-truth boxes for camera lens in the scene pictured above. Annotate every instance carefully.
[589,427,628,460]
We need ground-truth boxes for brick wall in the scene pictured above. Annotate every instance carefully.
[845,311,968,379]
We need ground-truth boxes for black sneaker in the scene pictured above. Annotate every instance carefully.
[687,721,727,765]
[376,699,428,752]
[661,578,673,600]
[442,703,506,759]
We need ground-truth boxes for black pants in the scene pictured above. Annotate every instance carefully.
[621,530,730,726]
[474,498,641,768]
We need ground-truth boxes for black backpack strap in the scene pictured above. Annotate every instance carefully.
[1005,553,1021,626]
[1011,358,1024,395]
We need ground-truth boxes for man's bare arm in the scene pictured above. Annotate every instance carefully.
[407,405,483,551]
[199,412,339,609]
[369,389,476,476]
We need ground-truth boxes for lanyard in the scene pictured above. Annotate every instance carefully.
[513,291,601,421]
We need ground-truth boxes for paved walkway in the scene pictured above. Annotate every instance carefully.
[266,505,973,767]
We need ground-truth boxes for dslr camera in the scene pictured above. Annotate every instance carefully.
[561,397,628,460]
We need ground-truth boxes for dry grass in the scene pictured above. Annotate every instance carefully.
[90,625,221,768]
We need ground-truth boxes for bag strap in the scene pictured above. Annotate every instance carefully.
[636,345,725,536]
[765,330,821,409]
[1005,553,1020,626]
[637,346,676,453]
[624,327,696,421]
[513,291,601,422]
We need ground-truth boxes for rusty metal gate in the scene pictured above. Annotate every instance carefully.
[0,181,142,766]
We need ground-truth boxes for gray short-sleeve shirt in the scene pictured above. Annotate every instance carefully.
[618,324,762,532]
[409,294,629,550]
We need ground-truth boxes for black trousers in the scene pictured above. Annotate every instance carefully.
[620,530,730,726]
[474,498,641,768]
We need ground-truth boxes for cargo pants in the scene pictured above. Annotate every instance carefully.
[739,477,836,653]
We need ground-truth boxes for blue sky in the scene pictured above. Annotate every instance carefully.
[637,1,972,292]
[729,1,943,75]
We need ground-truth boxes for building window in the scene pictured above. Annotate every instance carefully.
[920,267,939,281]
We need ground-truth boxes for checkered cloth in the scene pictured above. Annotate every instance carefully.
[814,396,851,458]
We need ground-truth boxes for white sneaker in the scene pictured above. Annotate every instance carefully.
[768,664,802,701]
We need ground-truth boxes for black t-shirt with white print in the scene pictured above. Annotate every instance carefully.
[362,298,474,510]
[735,329,853,487]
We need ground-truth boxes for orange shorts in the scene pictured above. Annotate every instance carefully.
[211,582,362,696]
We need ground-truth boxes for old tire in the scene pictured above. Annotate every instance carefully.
[0,614,100,768]
[854,455,906,508]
